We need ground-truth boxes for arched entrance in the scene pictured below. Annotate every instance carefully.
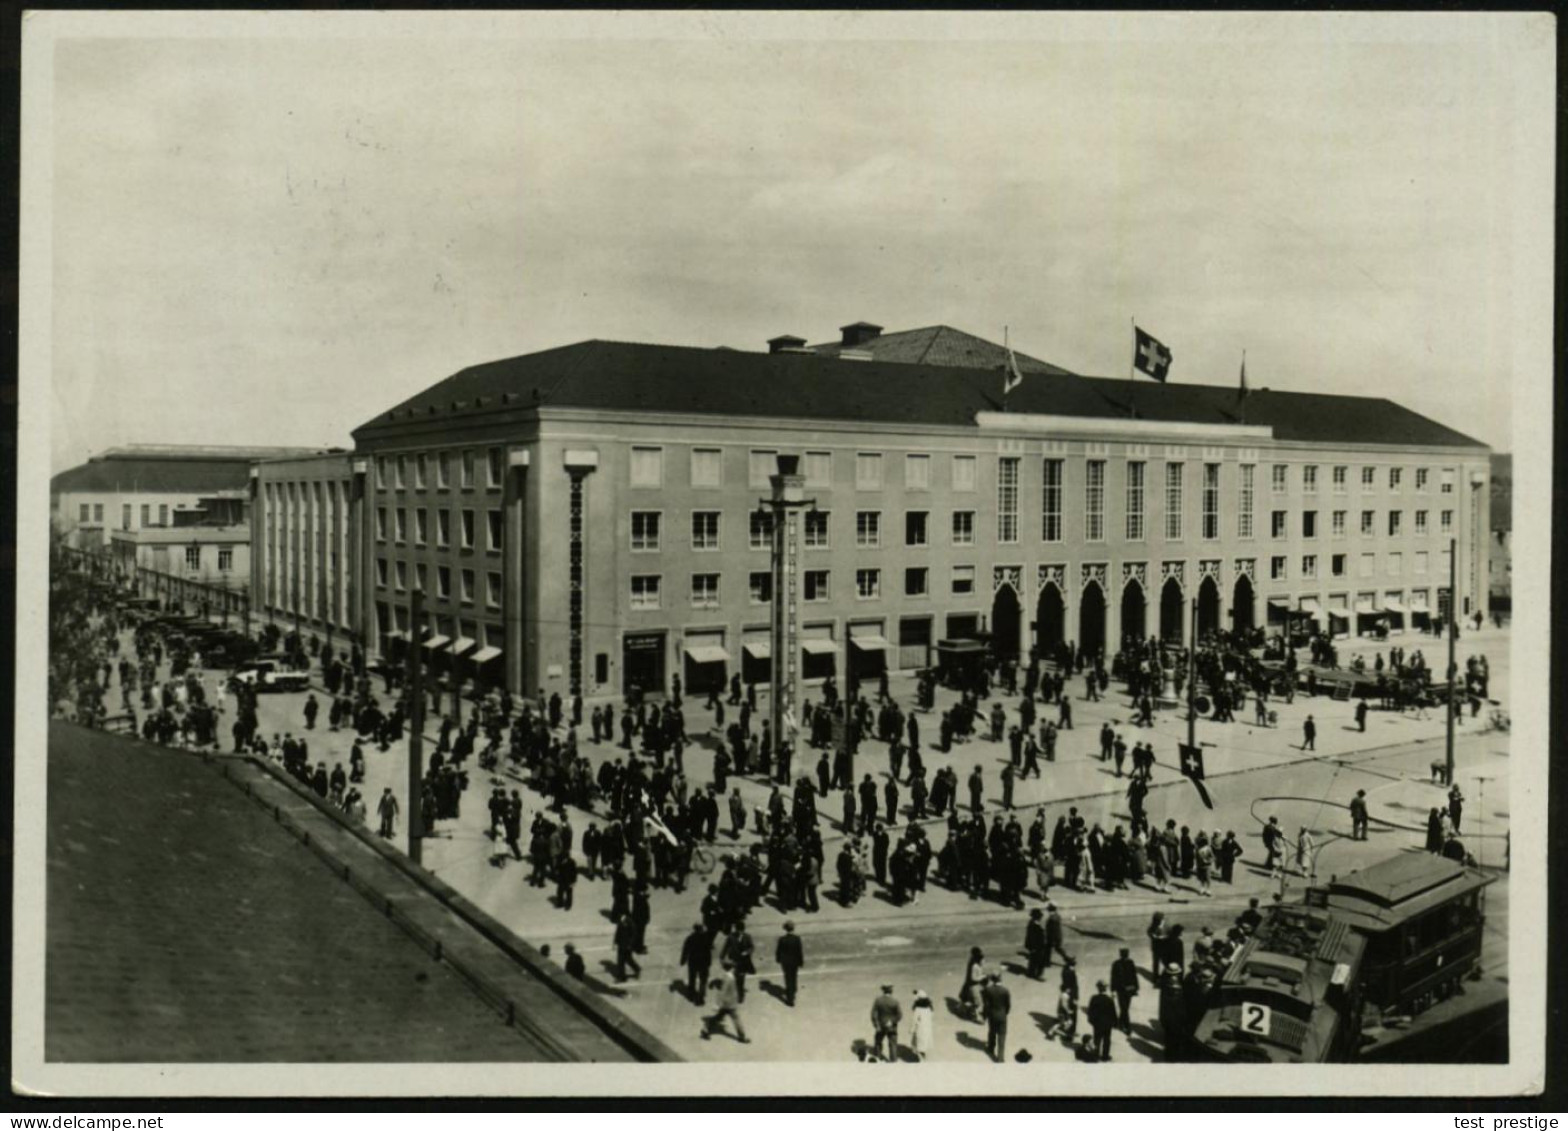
[1232,573,1256,634]
[1120,579,1146,647]
[1035,583,1065,656]
[1079,581,1106,659]
[1160,577,1185,643]
[1197,575,1221,639]
[991,584,1022,662]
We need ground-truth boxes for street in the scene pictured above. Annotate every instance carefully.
[159,623,1513,1063]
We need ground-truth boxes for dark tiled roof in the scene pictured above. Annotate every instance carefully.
[354,339,1486,450]
[51,458,257,495]
[809,324,1077,376]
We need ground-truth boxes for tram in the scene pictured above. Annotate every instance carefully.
[1303,852,1494,1016]
[1190,905,1366,1063]
[1191,853,1494,1061]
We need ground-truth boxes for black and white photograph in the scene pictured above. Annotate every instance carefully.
[12,10,1553,1098]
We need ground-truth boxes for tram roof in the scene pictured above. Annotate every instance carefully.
[1313,853,1495,930]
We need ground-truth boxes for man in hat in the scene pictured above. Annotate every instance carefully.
[1110,947,1140,1034]
[1088,979,1118,1060]
[870,983,902,1062]
[1044,901,1069,967]
[680,922,714,1004]
[1350,789,1370,840]
[701,967,749,1044]
[981,972,1012,1063]
[1024,908,1049,979]
[775,920,804,1007]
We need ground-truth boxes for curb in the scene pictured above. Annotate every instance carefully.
[235,752,682,1063]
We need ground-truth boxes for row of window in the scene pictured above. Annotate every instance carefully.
[374,448,505,492]
[183,546,234,571]
[1267,548,1451,582]
[78,502,176,528]
[625,504,1456,551]
[374,559,503,607]
[627,447,1462,498]
[375,604,500,651]
[627,549,1453,611]
[374,506,501,552]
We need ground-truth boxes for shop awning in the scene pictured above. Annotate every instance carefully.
[1383,599,1407,615]
[850,634,892,651]
[743,641,771,660]
[450,637,477,657]
[683,644,731,665]
[1410,594,1431,611]
[422,634,451,651]
[470,645,502,664]
[1267,599,1291,613]
[1354,599,1377,614]
[384,630,408,642]
[801,638,839,655]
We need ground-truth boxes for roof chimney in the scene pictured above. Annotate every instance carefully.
[768,334,807,355]
[839,321,883,347]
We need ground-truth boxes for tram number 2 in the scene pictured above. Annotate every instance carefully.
[1241,1003,1273,1036]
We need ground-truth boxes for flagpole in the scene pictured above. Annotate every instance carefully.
[1129,317,1136,382]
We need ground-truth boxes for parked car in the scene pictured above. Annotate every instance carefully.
[230,655,311,694]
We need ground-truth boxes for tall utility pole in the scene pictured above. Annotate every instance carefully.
[407,589,426,865]
[1445,535,1458,785]
[1187,597,1198,750]
[762,455,813,781]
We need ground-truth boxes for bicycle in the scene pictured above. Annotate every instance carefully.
[690,844,718,876]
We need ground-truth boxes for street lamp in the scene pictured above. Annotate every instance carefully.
[760,454,814,780]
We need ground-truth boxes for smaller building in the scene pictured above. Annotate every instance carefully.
[110,524,251,591]
[52,444,319,551]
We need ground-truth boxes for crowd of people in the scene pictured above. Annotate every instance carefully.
[51,549,1503,1066]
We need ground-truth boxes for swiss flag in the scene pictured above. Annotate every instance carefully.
[1180,743,1214,809]
[1134,327,1173,382]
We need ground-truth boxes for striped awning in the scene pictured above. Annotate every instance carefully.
[683,644,731,664]
[850,634,892,651]
[743,641,771,660]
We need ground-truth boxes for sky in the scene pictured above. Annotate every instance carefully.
[42,13,1548,473]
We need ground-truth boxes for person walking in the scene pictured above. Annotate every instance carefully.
[614,914,642,982]
[775,921,804,1007]
[722,920,757,1002]
[959,946,986,1019]
[1088,980,1118,1060]
[1110,947,1140,1034]
[908,990,935,1062]
[700,969,749,1044]
[870,983,903,1062]
[1044,902,1069,966]
[1302,714,1316,751]
[1350,790,1370,840]
[680,922,714,1004]
[1024,908,1048,980]
[376,787,399,838]
[1296,826,1316,878]
[981,973,1012,1063]
[1355,698,1368,733]
[1262,815,1286,875]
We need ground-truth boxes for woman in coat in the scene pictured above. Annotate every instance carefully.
[909,990,935,1061]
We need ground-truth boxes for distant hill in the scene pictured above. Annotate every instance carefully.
[1490,453,1511,533]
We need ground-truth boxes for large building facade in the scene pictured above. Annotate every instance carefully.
[339,330,1491,702]
[250,452,362,641]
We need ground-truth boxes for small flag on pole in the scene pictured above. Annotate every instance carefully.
[1003,327,1024,398]
[1133,326,1173,383]
[1180,742,1214,808]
